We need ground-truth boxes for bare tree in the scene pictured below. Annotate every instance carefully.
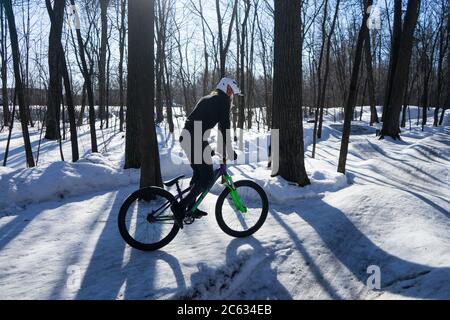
[433,6,446,127]
[216,0,238,78]
[237,0,250,130]
[98,0,110,128]
[338,0,371,174]
[46,1,79,162]
[45,0,65,140]
[2,0,35,167]
[312,0,329,158]
[60,45,79,162]
[381,0,421,139]
[117,0,126,132]
[128,0,162,187]
[256,5,271,129]
[439,4,450,126]
[271,0,310,186]
[69,0,98,153]
[365,29,379,126]
[317,0,341,137]
[155,0,168,124]
[0,4,9,126]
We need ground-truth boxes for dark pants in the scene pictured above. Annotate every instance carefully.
[179,130,214,209]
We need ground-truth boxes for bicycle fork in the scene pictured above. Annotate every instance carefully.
[188,174,248,216]
[223,174,248,214]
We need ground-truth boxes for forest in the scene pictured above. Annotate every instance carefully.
[0,0,449,301]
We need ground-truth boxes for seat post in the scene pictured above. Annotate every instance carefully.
[176,181,183,200]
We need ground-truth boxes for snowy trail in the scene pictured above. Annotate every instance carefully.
[2,178,449,299]
[1,114,450,299]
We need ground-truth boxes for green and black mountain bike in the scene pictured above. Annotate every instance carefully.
[118,163,269,251]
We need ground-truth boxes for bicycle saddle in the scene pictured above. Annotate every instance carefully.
[163,175,185,187]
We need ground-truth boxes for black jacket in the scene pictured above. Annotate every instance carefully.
[184,90,231,139]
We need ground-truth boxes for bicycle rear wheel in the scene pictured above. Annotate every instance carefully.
[216,180,268,238]
[118,187,179,251]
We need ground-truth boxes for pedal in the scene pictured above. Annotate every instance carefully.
[183,216,195,225]
[192,210,208,219]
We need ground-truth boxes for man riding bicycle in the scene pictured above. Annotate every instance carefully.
[172,78,242,228]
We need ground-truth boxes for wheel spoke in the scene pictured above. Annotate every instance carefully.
[218,182,268,236]
[119,189,178,250]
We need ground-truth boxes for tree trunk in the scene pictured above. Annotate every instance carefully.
[0,5,9,126]
[3,0,35,167]
[238,0,250,130]
[247,10,256,131]
[3,93,15,166]
[98,0,110,127]
[365,30,379,126]
[318,0,340,138]
[124,98,141,168]
[420,53,430,131]
[128,0,163,189]
[105,42,111,129]
[381,0,420,139]
[69,0,98,153]
[271,0,309,186]
[77,81,86,126]
[382,0,403,122]
[118,0,126,132]
[199,0,209,96]
[163,53,174,133]
[312,0,329,159]
[45,0,65,140]
[337,0,371,174]
[22,0,33,128]
[174,27,191,115]
[434,20,445,126]
[60,46,79,162]
[256,9,270,129]
[400,68,413,128]
[440,10,450,126]
[216,0,238,78]
[155,24,164,123]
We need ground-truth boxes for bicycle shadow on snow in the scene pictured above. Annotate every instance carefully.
[72,188,186,300]
[174,237,292,300]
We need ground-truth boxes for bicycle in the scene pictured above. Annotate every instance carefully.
[118,162,269,251]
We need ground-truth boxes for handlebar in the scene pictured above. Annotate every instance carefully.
[211,149,227,164]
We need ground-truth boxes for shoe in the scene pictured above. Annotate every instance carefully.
[171,203,185,229]
[192,209,208,219]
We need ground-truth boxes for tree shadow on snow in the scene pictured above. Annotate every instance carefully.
[175,237,292,300]
[0,199,68,252]
[270,209,343,299]
[71,188,186,300]
[350,173,450,219]
[294,199,450,299]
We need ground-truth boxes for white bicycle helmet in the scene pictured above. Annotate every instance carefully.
[216,78,243,96]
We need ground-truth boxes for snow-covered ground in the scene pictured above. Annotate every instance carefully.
[0,107,449,300]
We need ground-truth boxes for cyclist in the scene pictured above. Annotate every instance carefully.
[173,78,241,228]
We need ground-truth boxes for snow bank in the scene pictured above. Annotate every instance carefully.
[0,153,139,213]
[260,171,348,204]
[211,164,349,204]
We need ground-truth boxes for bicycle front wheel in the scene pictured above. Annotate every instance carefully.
[118,187,179,251]
[216,180,268,238]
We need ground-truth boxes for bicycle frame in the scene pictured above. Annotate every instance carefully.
[151,164,247,221]
[189,164,248,214]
